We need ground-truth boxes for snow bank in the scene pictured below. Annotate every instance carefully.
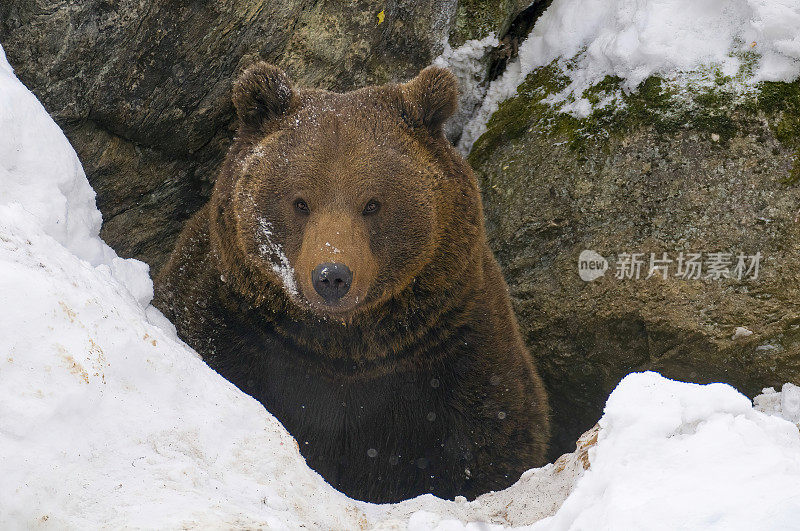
[4,41,800,529]
[534,373,800,531]
[460,0,800,152]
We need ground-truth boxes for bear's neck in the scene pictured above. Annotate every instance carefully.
[216,258,481,377]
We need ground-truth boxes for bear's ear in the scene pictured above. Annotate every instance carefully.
[400,66,458,134]
[232,62,294,131]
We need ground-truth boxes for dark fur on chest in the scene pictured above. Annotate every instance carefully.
[199,285,534,502]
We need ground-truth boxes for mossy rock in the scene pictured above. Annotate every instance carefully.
[469,65,800,457]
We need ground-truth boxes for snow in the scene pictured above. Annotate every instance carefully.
[755,383,800,427]
[433,35,499,144]
[4,40,800,529]
[257,217,298,297]
[532,373,800,531]
[460,0,800,152]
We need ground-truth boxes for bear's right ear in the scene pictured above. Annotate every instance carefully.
[232,62,294,131]
[400,66,458,135]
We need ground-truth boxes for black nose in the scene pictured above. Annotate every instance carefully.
[311,263,352,303]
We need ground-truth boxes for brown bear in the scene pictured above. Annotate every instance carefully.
[154,62,549,503]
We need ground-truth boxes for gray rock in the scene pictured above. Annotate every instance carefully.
[449,0,534,47]
[469,66,800,456]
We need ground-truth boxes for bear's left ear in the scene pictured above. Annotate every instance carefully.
[400,66,458,134]
[232,62,295,132]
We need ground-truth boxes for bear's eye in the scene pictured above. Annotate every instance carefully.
[363,200,380,215]
[294,198,310,214]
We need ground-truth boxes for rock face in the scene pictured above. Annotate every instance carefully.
[469,67,800,456]
[0,0,526,272]
[449,0,534,47]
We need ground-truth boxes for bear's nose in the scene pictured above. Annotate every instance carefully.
[311,263,352,303]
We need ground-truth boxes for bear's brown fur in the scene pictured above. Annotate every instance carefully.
[154,62,550,503]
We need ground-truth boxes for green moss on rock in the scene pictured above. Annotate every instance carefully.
[470,64,800,175]
[757,79,800,184]
[758,80,800,145]
[784,155,800,185]
[468,63,568,165]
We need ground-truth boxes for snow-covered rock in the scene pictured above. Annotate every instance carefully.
[434,34,500,145]
[466,0,800,457]
[461,0,800,152]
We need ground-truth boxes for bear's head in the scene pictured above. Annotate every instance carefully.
[209,62,481,319]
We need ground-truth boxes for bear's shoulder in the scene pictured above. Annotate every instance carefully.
[154,206,215,327]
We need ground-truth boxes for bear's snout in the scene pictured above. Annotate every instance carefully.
[312,262,352,303]
[294,210,376,313]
